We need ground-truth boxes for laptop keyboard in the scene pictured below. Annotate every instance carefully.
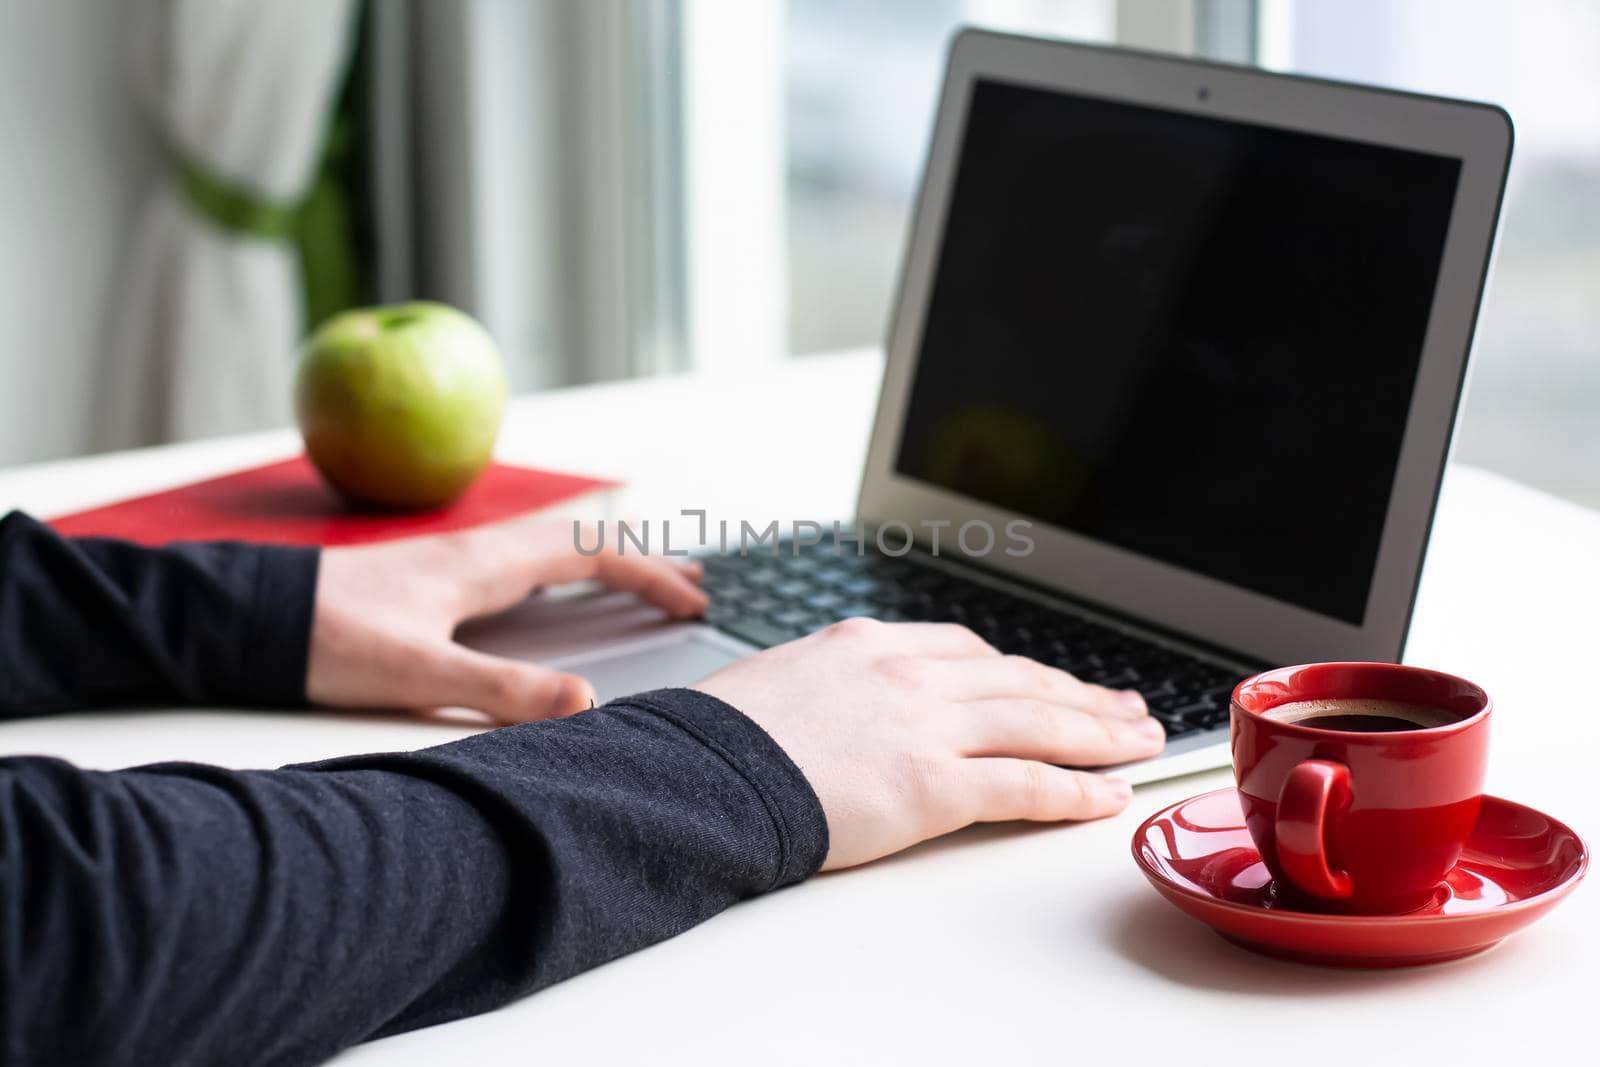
[698,544,1246,740]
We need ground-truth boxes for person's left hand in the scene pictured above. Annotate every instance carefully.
[305,518,707,723]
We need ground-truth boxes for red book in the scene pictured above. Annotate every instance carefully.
[50,456,616,547]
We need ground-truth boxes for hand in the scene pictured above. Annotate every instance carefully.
[694,620,1158,870]
[307,518,707,723]
[692,618,1163,870]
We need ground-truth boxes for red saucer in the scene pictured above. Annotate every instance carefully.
[1132,788,1587,967]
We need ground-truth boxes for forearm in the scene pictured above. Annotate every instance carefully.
[0,688,828,1066]
[0,511,317,716]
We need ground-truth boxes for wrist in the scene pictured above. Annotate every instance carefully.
[626,688,831,889]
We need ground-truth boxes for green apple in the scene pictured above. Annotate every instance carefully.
[295,302,508,510]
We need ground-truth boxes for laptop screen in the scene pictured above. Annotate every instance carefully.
[894,77,1463,625]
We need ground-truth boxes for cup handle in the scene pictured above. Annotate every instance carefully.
[1274,759,1355,900]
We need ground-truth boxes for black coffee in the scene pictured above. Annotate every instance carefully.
[1288,713,1427,733]
[1263,698,1459,732]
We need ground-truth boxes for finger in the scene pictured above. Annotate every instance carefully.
[467,543,707,622]
[442,521,707,620]
[416,644,599,724]
[959,759,1133,823]
[957,698,1165,765]
[914,654,1149,718]
[592,552,709,618]
[506,523,708,618]
[823,618,999,658]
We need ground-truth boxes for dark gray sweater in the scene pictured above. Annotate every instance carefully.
[0,512,829,1066]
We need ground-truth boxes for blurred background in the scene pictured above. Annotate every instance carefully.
[1,0,1595,505]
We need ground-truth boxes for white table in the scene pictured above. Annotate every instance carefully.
[2,348,1596,1065]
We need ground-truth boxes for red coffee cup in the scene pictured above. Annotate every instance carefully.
[1231,662,1491,914]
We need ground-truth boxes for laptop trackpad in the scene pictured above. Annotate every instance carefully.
[555,630,743,704]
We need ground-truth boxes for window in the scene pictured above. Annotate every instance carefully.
[461,2,1236,380]
[677,0,1233,371]
[466,2,1594,508]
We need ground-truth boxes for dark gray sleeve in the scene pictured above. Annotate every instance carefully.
[0,688,829,1066]
[0,510,317,716]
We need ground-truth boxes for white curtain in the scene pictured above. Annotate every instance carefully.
[100,0,358,449]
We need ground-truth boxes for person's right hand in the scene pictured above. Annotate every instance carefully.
[691,618,1165,870]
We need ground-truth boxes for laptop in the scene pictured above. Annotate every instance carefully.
[462,31,1512,785]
